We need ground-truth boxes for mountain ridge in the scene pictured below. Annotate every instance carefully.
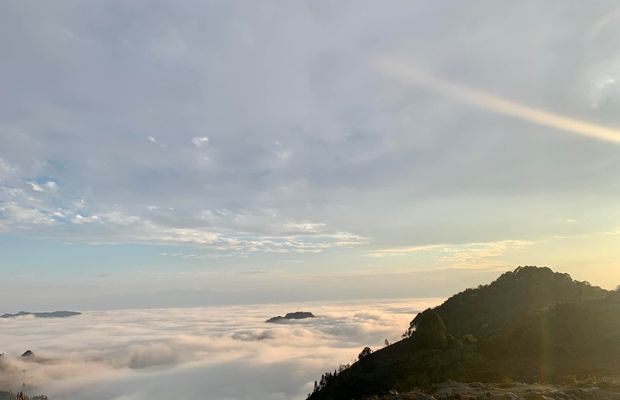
[0,311,81,319]
[308,266,619,400]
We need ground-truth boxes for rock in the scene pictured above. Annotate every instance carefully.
[265,311,315,323]
[371,383,620,400]
[21,350,34,358]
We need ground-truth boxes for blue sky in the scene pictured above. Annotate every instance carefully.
[2,1,620,310]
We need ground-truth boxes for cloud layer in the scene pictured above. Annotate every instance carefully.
[0,299,440,400]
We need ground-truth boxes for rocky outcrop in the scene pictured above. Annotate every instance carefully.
[365,382,620,400]
[265,311,315,323]
[20,350,33,358]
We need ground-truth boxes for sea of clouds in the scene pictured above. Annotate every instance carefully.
[0,298,441,400]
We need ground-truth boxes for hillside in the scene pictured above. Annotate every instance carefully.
[308,266,619,400]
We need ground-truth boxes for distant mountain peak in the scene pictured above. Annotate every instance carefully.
[428,265,606,337]
[265,311,315,323]
[0,311,81,319]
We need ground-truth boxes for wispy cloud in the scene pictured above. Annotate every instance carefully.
[0,202,57,226]
[191,136,209,147]
[147,136,167,148]
[1,196,364,254]
[438,240,533,269]
[367,244,444,258]
[71,211,140,226]
[0,158,17,180]
[587,6,620,40]
[27,180,58,193]
[606,227,620,235]
[368,240,534,270]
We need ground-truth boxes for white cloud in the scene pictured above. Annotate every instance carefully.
[147,136,166,148]
[5,201,362,253]
[0,187,363,253]
[28,180,58,193]
[0,158,17,181]
[0,299,439,400]
[555,218,578,224]
[149,226,220,245]
[368,244,445,258]
[607,227,620,235]
[72,212,140,226]
[279,222,327,234]
[71,214,101,224]
[191,136,209,147]
[0,202,56,226]
[73,199,87,209]
[438,240,534,269]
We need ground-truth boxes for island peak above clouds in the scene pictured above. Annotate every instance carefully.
[265,311,316,323]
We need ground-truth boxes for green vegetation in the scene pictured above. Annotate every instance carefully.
[308,266,619,400]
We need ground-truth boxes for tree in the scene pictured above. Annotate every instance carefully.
[358,346,372,361]
[405,309,447,348]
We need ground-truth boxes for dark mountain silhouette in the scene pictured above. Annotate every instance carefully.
[1,311,81,319]
[308,266,619,400]
[409,266,607,338]
[266,311,315,323]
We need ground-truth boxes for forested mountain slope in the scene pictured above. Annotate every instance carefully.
[308,267,619,400]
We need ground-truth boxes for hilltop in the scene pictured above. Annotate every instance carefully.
[308,266,619,400]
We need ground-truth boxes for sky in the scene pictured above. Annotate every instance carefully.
[2,1,620,311]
